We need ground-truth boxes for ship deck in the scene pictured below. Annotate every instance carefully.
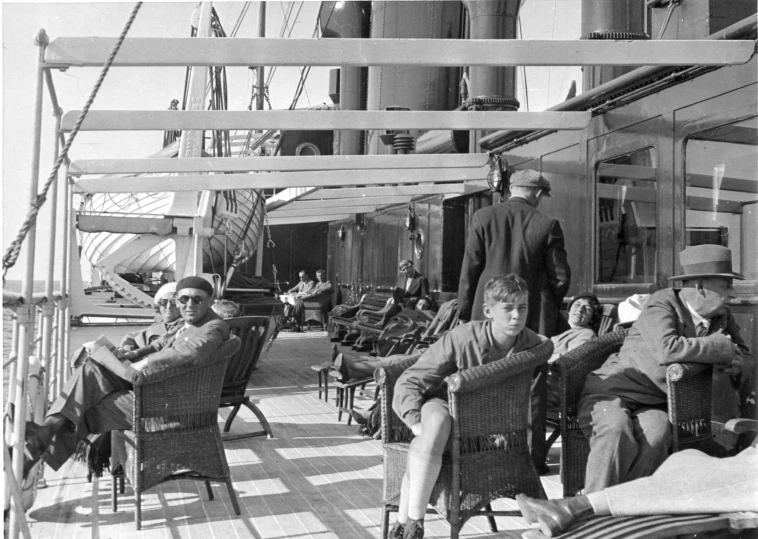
[27,330,563,538]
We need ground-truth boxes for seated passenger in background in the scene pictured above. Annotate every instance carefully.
[212,299,241,319]
[388,274,548,539]
[396,260,429,304]
[545,292,602,411]
[283,270,315,331]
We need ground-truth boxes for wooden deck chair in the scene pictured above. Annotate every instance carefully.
[111,336,242,529]
[220,315,274,441]
[377,339,554,539]
[596,304,618,336]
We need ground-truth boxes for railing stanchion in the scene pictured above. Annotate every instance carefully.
[9,29,49,539]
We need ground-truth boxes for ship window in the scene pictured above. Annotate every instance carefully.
[595,148,658,284]
[685,117,757,282]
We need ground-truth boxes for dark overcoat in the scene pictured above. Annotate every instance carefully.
[457,196,571,337]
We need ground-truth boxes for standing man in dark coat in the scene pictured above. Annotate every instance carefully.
[458,169,571,331]
[457,168,572,473]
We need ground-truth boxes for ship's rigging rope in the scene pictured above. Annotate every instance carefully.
[1,2,143,285]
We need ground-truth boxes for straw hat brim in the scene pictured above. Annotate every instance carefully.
[668,271,745,281]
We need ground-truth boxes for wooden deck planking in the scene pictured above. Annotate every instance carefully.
[25,330,562,538]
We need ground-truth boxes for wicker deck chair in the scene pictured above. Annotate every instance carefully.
[111,336,242,530]
[376,339,554,539]
[303,292,331,330]
[552,329,628,497]
[221,316,274,441]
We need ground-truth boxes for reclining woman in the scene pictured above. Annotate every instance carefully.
[389,274,548,539]
[545,292,603,411]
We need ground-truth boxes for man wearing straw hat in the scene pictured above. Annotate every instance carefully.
[578,245,753,493]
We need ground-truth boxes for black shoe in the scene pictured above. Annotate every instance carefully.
[350,408,368,426]
[389,521,404,539]
[403,519,424,539]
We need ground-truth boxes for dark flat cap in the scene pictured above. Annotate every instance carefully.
[509,169,551,196]
[176,276,214,296]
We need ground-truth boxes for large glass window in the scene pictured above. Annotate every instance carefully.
[595,148,658,284]
[685,117,757,282]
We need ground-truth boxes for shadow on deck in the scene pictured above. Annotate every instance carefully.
[27,331,563,538]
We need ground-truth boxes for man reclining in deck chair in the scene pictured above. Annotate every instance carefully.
[20,276,230,480]
[516,425,758,537]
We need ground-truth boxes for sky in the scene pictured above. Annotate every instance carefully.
[1,0,582,282]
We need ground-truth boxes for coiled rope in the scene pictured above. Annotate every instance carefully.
[2,2,143,284]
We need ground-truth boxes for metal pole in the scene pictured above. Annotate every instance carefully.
[38,108,62,423]
[178,1,212,279]
[256,2,266,112]
[10,29,48,539]
[60,167,75,391]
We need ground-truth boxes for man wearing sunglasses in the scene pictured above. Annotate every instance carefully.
[21,276,230,479]
[119,282,183,352]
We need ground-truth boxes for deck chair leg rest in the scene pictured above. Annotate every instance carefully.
[242,400,274,438]
[486,503,497,532]
[381,505,391,539]
[135,490,141,531]
[226,478,241,515]
[224,404,242,433]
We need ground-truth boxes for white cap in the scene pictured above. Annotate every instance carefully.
[154,282,177,304]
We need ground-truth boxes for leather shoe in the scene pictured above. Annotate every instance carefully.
[516,494,575,537]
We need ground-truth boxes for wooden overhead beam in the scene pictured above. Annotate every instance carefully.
[60,110,592,132]
[271,206,379,217]
[267,214,352,225]
[299,182,489,200]
[276,196,413,211]
[69,154,490,175]
[44,38,754,67]
[73,167,489,193]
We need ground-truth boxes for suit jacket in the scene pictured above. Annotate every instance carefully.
[120,316,183,351]
[457,197,571,336]
[146,309,231,374]
[305,280,333,299]
[397,273,429,299]
[288,280,315,295]
[584,287,750,407]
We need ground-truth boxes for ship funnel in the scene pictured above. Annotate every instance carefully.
[463,0,521,151]
[366,1,463,155]
[320,1,371,155]
[581,0,647,91]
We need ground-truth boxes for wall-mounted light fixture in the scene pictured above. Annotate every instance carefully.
[405,203,416,241]
[356,213,367,235]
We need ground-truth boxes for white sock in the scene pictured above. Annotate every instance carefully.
[406,449,442,521]
[587,491,611,515]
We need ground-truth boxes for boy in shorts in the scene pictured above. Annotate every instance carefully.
[390,274,547,538]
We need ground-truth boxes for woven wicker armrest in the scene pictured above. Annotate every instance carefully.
[552,329,627,426]
[377,354,423,444]
[447,339,554,394]
[666,362,711,382]
[134,336,241,386]
[725,418,758,434]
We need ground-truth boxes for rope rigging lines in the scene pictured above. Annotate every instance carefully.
[2,1,143,285]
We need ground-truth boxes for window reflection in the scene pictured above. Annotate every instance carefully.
[595,148,658,284]
[685,117,757,281]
